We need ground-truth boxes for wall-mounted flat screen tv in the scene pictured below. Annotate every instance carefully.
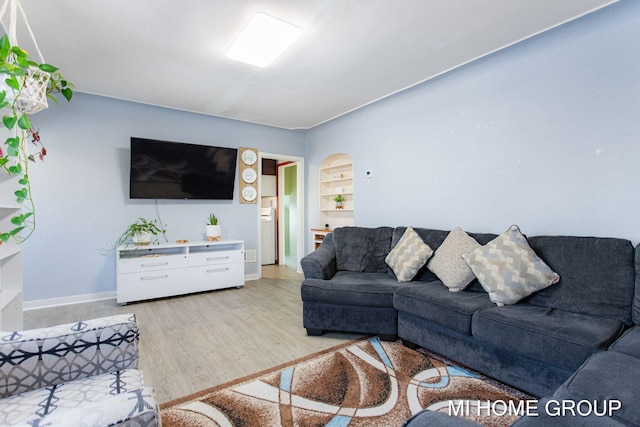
[130,137,238,200]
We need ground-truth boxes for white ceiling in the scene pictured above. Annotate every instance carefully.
[8,0,618,129]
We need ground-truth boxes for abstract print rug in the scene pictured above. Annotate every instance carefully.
[161,337,529,426]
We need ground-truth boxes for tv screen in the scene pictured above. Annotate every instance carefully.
[130,137,238,200]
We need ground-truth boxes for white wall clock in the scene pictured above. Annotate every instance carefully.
[242,168,257,183]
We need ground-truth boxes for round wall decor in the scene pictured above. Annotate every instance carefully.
[242,168,257,183]
[239,147,259,204]
[242,186,257,202]
[241,149,257,165]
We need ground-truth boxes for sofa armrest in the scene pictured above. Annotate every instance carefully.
[0,313,139,398]
[301,233,337,279]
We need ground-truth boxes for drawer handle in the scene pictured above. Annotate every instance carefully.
[207,256,229,261]
[207,267,229,273]
[140,274,169,281]
[140,262,169,268]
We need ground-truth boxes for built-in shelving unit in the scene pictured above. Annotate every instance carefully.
[0,172,23,331]
[314,154,353,244]
[116,239,244,304]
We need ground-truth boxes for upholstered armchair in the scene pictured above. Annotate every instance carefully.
[0,313,160,426]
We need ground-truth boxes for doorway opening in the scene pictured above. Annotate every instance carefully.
[258,152,304,278]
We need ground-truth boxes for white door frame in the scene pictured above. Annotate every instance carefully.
[257,152,305,277]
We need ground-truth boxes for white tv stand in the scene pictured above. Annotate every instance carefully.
[116,239,244,304]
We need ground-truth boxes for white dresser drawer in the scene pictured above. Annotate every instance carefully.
[188,263,245,290]
[117,270,182,303]
[117,254,187,274]
[188,250,243,267]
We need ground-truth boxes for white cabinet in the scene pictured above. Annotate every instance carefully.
[311,228,331,250]
[0,172,23,331]
[116,240,244,304]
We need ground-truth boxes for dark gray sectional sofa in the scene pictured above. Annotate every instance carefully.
[300,226,639,426]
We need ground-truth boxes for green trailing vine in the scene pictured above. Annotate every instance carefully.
[0,34,72,243]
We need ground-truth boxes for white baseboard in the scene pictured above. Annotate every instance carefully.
[24,274,261,310]
[23,292,116,311]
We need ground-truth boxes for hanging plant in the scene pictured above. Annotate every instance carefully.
[0,34,73,243]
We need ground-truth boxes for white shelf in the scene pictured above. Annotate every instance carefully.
[320,192,354,197]
[0,289,21,310]
[0,245,21,262]
[319,161,352,171]
[320,177,353,184]
[118,239,243,252]
[0,204,20,211]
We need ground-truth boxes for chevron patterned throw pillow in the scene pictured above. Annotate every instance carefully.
[462,225,560,305]
[386,226,433,282]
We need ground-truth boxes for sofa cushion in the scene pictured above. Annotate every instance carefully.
[525,236,635,326]
[333,226,394,273]
[386,226,434,282]
[472,306,625,371]
[462,225,560,306]
[0,369,158,426]
[428,227,481,292]
[553,351,639,426]
[301,272,403,308]
[608,326,640,358]
[394,283,494,336]
[512,397,626,426]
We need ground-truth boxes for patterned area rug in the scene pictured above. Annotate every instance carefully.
[161,337,529,426]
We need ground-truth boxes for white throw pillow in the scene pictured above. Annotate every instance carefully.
[386,226,433,282]
[428,227,480,292]
[462,225,560,306]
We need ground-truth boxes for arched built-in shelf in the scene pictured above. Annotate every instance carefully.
[312,154,354,249]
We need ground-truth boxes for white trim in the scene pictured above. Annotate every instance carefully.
[24,292,116,311]
[24,272,260,310]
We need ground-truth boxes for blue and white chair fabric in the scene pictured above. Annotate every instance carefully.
[0,313,160,426]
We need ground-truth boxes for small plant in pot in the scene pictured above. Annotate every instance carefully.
[116,217,166,247]
[334,194,345,209]
[206,213,221,241]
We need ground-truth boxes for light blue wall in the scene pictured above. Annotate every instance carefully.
[23,94,304,302]
[20,0,640,303]
[305,0,640,246]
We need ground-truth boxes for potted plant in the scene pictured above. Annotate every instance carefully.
[334,194,345,209]
[0,34,73,243]
[206,213,221,241]
[115,217,166,247]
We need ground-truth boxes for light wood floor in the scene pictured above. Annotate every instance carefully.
[24,265,363,404]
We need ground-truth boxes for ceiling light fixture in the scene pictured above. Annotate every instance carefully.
[227,13,301,68]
